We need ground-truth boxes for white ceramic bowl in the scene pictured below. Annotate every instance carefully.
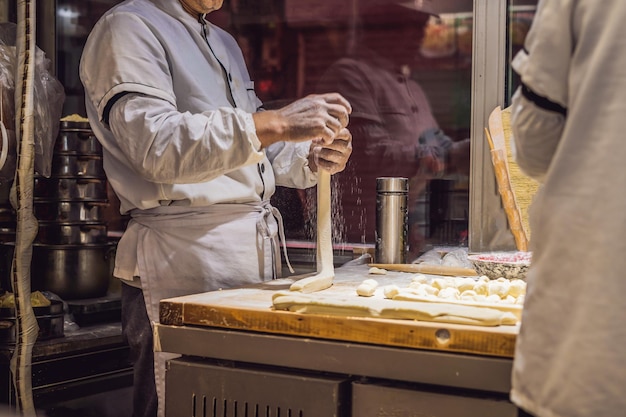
[467,251,532,280]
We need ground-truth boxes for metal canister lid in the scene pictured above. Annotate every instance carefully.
[376,177,408,193]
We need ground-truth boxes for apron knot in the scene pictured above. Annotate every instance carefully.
[258,201,294,274]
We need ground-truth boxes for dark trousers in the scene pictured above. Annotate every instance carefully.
[121,283,158,417]
[518,408,535,417]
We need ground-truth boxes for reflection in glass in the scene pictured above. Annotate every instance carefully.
[212,0,473,258]
[56,0,123,116]
[45,0,475,259]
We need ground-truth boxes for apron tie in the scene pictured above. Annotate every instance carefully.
[127,202,294,280]
[258,202,294,275]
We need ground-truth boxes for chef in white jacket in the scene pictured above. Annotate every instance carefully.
[79,1,352,416]
[509,1,626,417]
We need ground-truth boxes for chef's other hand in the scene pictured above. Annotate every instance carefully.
[308,127,353,175]
[254,93,352,148]
[446,138,471,177]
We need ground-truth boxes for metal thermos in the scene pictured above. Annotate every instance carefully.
[375,177,408,264]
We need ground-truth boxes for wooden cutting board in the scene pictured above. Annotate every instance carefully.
[160,265,518,358]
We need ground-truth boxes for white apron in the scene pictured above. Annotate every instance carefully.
[117,202,285,417]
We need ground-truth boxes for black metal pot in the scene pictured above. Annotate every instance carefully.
[34,177,108,201]
[50,154,105,178]
[34,200,107,222]
[37,221,108,245]
[55,130,102,156]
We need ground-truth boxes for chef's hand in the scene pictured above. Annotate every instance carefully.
[446,138,471,176]
[308,127,353,174]
[254,93,352,148]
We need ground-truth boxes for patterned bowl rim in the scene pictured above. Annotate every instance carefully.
[467,252,532,266]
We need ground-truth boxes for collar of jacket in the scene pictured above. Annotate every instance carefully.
[149,0,202,23]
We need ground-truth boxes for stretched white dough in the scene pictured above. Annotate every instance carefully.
[289,169,334,293]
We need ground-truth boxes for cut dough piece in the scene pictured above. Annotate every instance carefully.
[383,285,400,299]
[460,290,477,301]
[368,266,387,275]
[438,287,460,300]
[488,280,510,298]
[410,274,428,284]
[290,170,334,293]
[508,279,526,298]
[357,278,379,296]
[456,277,477,293]
[473,281,488,295]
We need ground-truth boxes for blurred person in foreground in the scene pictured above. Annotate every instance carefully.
[509,1,626,416]
[315,0,470,258]
[79,0,352,416]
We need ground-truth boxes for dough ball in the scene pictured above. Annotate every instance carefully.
[501,295,517,304]
[488,280,510,298]
[415,283,439,296]
[432,277,455,290]
[456,277,477,293]
[402,285,428,297]
[473,281,488,296]
[486,294,502,303]
[357,284,377,297]
[406,286,429,297]
[383,284,400,299]
[473,294,487,302]
[368,267,387,275]
[460,289,478,301]
[422,284,440,295]
[460,289,477,298]
[508,279,527,298]
[356,278,379,297]
[410,274,429,284]
[408,280,422,289]
[438,287,460,300]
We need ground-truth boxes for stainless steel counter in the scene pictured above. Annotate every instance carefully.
[156,264,518,417]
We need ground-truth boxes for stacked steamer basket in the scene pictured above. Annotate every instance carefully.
[32,119,114,300]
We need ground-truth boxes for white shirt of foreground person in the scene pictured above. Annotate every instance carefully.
[79,0,323,416]
[510,1,626,417]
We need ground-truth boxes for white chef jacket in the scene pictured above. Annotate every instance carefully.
[509,1,626,417]
[80,0,316,289]
[80,2,317,413]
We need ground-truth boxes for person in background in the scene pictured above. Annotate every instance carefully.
[79,0,352,416]
[315,0,470,258]
[509,1,626,416]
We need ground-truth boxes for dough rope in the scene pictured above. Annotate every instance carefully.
[289,169,334,293]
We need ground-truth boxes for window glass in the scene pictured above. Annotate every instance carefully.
[56,0,124,115]
[211,0,474,257]
[506,0,537,104]
[46,0,475,259]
